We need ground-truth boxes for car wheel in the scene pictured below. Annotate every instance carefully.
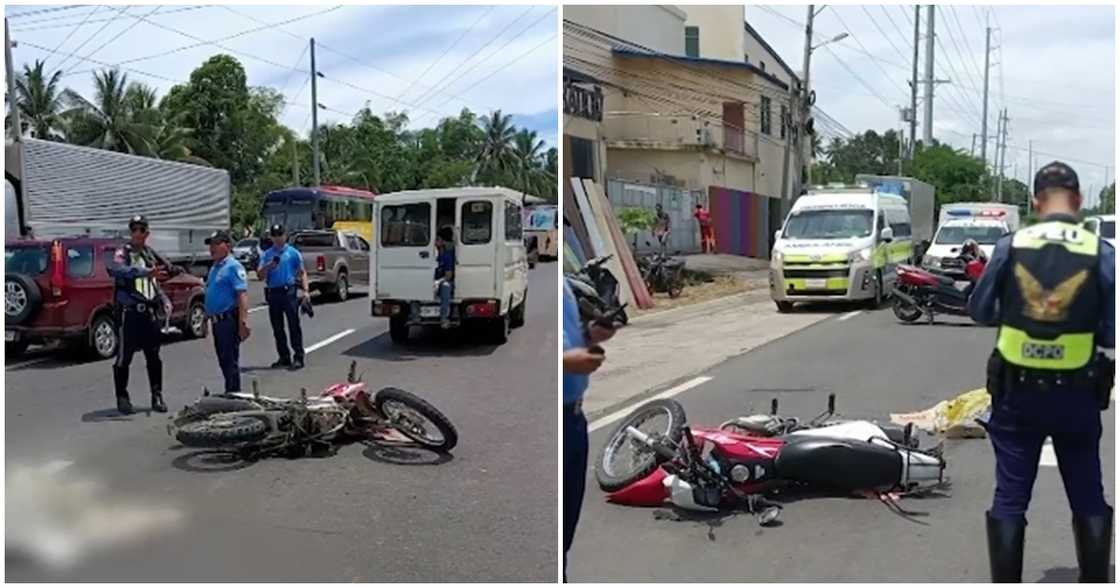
[335,273,349,302]
[510,291,527,328]
[489,313,510,344]
[775,301,795,313]
[184,299,207,339]
[389,316,409,344]
[88,314,119,360]
[5,274,42,325]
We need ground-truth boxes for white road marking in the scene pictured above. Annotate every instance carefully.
[6,356,53,370]
[305,329,356,354]
[589,376,713,433]
[248,306,268,314]
[838,310,862,322]
[1039,439,1057,467]
[41,460,74,475]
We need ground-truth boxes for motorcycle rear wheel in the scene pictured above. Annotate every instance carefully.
[595,398,687,492]
[892,297,923,323]
[176,416,268,448]
[374,387,459,453]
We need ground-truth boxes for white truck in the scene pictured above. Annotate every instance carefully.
[854,175,936,248]
[5,138,230,273]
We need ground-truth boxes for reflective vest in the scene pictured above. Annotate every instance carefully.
[996,220,1100,370]
[115,244,159,302]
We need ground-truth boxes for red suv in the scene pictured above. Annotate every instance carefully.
[5,237,207,359]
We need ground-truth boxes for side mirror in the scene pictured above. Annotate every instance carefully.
[880,227,894,243]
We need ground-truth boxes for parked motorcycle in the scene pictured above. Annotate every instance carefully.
[567,255,629,328]
[891,255,986,324]
[168,361,458,460]
[637,243,685,298]
[595,395,947,525]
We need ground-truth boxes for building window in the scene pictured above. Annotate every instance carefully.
[760,96,772,136]
[760,61,766,72]
[780,104,788,140]
[685,26,700,58]
[569,136,595,179]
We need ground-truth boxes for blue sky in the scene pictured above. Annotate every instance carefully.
[5,4,559,146]
[745,5,1115,207]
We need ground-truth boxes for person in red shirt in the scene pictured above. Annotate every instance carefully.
[694,204,715,253]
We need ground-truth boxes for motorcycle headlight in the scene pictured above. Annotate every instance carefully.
[730,464,751,483]
[849,247,872,263]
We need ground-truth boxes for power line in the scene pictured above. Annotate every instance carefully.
[63,4,160,73]
[19,39,187,85]
[946,5,987,89]
[830,8,909,99]
[396,6,494,103]
[862,5,909,65]
[756,6,910,71]
[221,6,304,42]
[55,5,133,74]
[10,6,206,32]
[43,5,101,69]
[6,5,88,20]
[411,6,543,112]
[878,5,913,55]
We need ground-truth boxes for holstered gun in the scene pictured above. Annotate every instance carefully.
[986,349,1006,403]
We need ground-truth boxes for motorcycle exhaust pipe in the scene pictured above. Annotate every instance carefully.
[625,426,677,461]
[892,288,920,307]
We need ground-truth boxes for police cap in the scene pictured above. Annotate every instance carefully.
[1033,161,1080,195]
[269,224,286,236]
[205,230,232,245]
[128,215,149,230]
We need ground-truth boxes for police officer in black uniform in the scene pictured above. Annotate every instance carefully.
[109,215,179,415]
[968,162,1115,582]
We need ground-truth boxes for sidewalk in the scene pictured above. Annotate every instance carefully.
[583,288,832,419]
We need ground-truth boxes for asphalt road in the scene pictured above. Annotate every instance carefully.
[568,305,1115,582]
[6,266,558,582]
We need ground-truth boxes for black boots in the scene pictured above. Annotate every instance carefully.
[113,366,134,415]
[1073,506,1113,582]
[986,511,1026,582]
[147,360,166,413]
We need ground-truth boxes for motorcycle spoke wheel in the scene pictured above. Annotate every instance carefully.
[373,387,458,453]
[595,398,687,492]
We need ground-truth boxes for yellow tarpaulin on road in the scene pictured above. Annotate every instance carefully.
[890,388,991,439]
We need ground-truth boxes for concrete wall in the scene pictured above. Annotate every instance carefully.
[683,5,746,61]
[565,5,687,55]
[608,148,755,196]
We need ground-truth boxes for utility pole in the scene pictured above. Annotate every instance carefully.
[971,133,977,157]
[291,140,299,185]
[1027,139,1033,215]
[5,18,23,142]
[909,5,919,158]
[310,37,321,187]
[798,5,816,192]
[996,109,1008,202]
[980,19,992,169]
[922,5,935,145]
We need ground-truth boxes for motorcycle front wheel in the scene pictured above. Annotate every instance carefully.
[595,398,687,492]
[176,415,269,448]
[891,296,923,323]
[374,387,459,453]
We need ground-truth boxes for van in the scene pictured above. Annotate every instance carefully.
[770,186,913,312]
[1083,214,1115,247]
[922,217,1010,275]
[370,187,530,344]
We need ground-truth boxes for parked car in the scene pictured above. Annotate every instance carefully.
[5,237,207,359]
[289,229,370,301]
[525,234,539,269]
[233,237,264,269]
[1084,214,1115,248]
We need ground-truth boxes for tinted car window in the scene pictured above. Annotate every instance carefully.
[292,233,337,248]
[505,201,523,241]
[461,201,492,245]
[66,246,94,278]
[5,246,49,275]
[381,203,431,247]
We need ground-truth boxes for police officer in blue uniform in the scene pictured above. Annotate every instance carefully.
[109,215,178,415]
[258,224,309,369]
[204,230,251,393]
[969,162,1114,582]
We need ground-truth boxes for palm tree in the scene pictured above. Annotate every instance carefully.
[62,69,157,154]
[11,60,67,140]
[473,109,516,183]
[512,128,546,196]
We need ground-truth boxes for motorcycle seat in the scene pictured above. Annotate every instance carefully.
[774,437,903,491]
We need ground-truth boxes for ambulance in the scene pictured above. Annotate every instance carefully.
[770,184,914,312]
[921,204,1019,275]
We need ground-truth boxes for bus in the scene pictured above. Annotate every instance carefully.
[262,185,377,242]
[523,203,558,259]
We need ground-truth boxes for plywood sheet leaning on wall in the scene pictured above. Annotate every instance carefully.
[570,177,607,258]
[575,178,637,310]
[585,179,654,309]
[563,183,593,261]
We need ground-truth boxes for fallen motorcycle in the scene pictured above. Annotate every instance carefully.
[595,395,947,525]
[168,361,458,460]
[891,256,985,324]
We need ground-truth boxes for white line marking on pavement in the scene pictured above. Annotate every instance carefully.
[6,356,53,370]
[305,329,356,354]
[1039,439,1057,467]
[41,460,74,475]
[589,376,713,433]
[838,310,862,322]
[249,306,268,314]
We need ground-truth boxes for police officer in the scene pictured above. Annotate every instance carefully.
[204,230,250,394]
[258,224,309,369]
[110,215,177,415]
[968,162,1114,582]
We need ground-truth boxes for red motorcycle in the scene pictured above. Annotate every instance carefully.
[891,249,987,324]
[595,395,947,525]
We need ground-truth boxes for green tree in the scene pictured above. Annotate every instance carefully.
[11,60,67,140]
[63,69,157,153]
[475,109,517,182]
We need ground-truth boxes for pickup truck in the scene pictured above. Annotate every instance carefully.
[288,230,370,301]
